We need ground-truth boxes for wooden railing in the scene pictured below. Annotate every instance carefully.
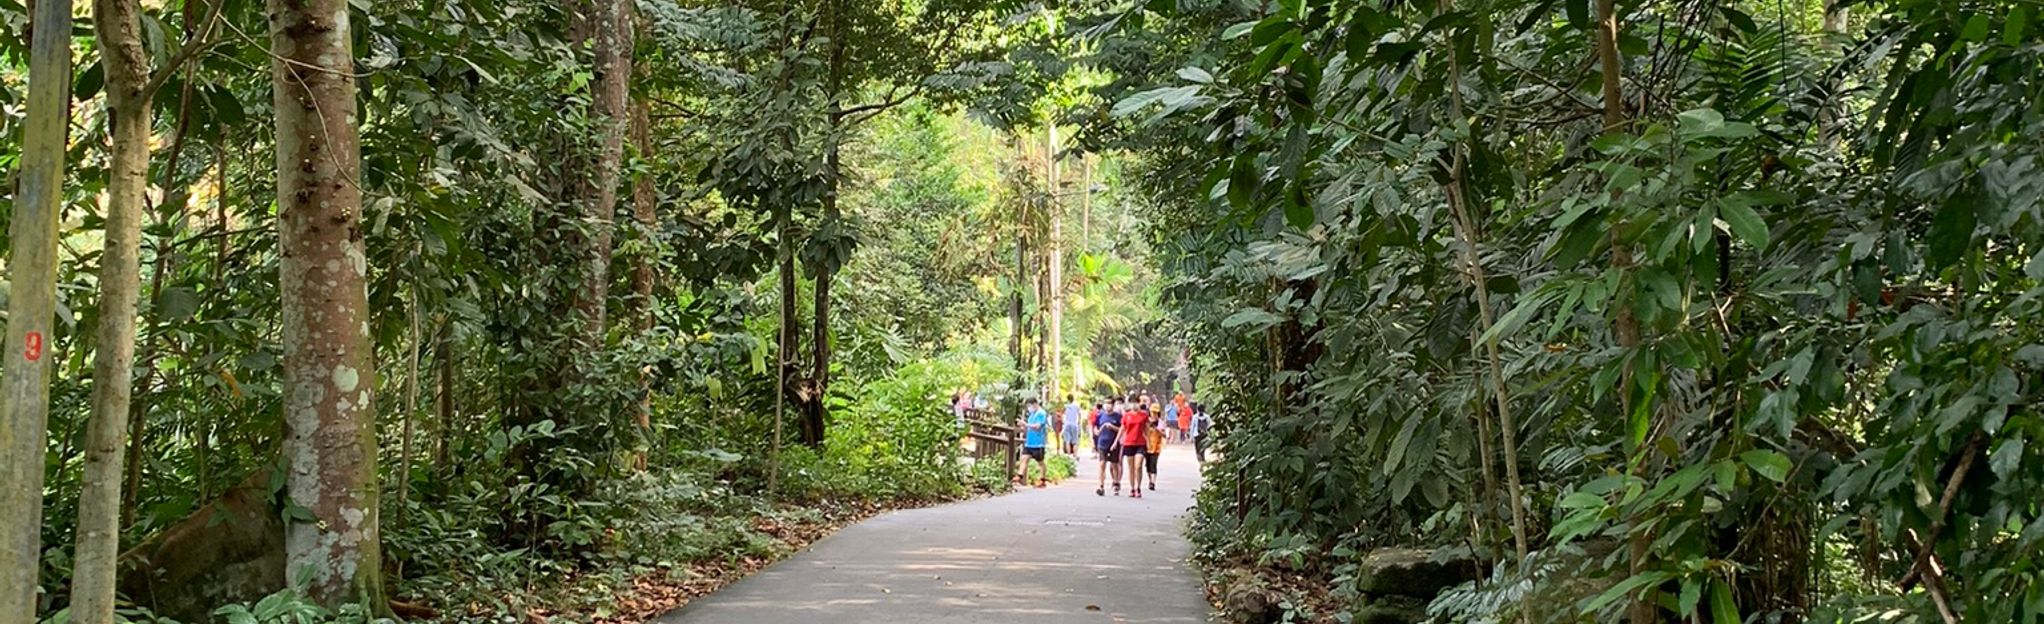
[961,408,1018,479]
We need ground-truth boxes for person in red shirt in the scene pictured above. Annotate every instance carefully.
[1119,397,1152,498]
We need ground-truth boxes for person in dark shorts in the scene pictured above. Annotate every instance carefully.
[1119,399,1151,498]
[1094,402,1123,496]
[1022,399,1050,488]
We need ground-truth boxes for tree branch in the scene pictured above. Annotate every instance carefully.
[840,84,922,126]
[1899,432,1985,591]
[647,95,700,118]
[141,0,229,98]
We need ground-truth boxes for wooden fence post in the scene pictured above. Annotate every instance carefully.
[1004,424,1017,482]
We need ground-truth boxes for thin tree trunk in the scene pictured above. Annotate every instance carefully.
[200,137,228,501]
[1080,155,1091,252]
[1,0,72,616]
[1011,193,1027,369]
[1034,239,1048,389]
[394,279,422,543]
[123,43,203,529]
[69,0,151,617]
[1435,0,1531,568]
[1467,366,1502,559]
[808,171,836,447]
[1046,124,1064,403]
[769,207,796,498]
[434,320,455,477]
[269,0,383,606]
[1593,0,1654,620]
[629,99,657,469]
[214,139,230,281]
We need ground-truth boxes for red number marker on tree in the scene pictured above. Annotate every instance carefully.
[24,331,42,362]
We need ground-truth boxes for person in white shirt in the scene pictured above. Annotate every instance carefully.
[1190,403,1213,463]
[1061,397,1083,455]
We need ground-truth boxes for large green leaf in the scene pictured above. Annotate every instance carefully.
[1926,189,1980,270]
[1740,449,1791,482]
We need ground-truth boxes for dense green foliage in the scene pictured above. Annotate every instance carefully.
[19,0,2035,621]
[1083,0,2043,621]
[0,0,1184,617]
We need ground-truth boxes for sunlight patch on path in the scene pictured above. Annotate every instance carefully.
[654,449,1211,623]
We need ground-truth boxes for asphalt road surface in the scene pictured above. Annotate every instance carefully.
[655,445,1212,623]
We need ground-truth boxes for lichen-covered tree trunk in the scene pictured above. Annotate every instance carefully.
[1,0,71,617]
[268,0,383,608]
[70,0,152,619]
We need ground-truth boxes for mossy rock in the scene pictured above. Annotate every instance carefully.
[1352,548,1478,600]
[1351,595,1428,624]
[1217,570,1283,624]
[117,472,284,622]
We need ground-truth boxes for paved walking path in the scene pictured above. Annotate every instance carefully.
[655,446,1212,623]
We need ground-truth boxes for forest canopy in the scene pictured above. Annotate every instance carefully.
[4,0,2043,622]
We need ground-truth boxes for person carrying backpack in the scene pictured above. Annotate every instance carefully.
[1191,403,1213,463]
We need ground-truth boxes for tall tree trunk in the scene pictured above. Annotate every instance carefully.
[69,0,151,619]
[1046,124,1064,403]
[769,207,797,497]
[629,99,657,468]
[569,0,634,344]
[1011,200,1027,372]
[1593,0,1654,620]
[804,0,845,450]
[1,0,71,616]
[269,0,383,607]
[1435,0,1532,571]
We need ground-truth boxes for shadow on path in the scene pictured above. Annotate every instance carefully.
[654,446,1212,623]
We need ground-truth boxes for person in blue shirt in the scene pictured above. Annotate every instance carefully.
[1022,399,1051,488]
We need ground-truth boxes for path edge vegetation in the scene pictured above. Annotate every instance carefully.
[3,0,1151,620]
[1082,0,2044,622]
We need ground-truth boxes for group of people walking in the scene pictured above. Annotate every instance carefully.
[1014,392,1211,496]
